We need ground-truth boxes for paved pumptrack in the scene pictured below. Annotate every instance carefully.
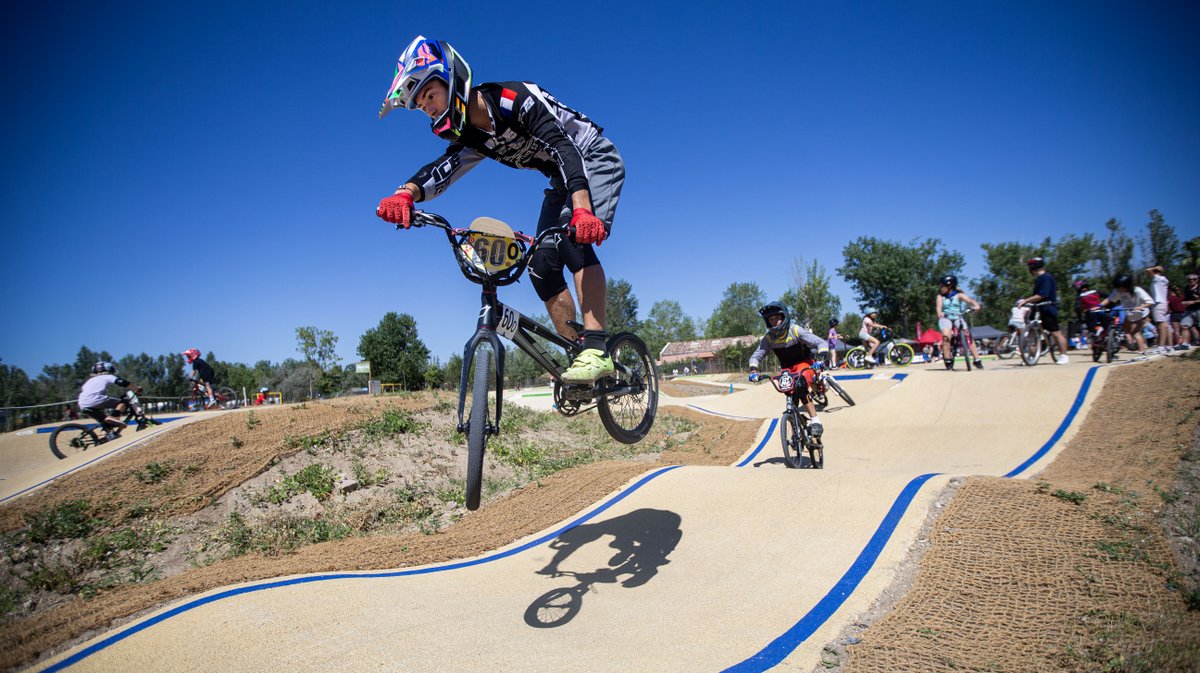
[29,361,1110,672]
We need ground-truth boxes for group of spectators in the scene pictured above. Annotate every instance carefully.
[1075,268,1200,354]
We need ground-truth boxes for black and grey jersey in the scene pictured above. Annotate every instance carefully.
[749,324,827,369]
[405,81,604,200]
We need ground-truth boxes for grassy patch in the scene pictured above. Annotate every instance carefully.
[360,409,424,438]
[256,463,339,504]
[133,461,174,485]
[23,500,102,543]
[217,511,352,558]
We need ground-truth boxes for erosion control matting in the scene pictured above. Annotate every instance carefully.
[841,356,1200,673]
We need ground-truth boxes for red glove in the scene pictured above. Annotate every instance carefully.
[377,192,414,228]
[570,208,607,246]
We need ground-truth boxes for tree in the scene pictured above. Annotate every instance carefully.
[443,353,463,390]
[1141,209,1184,284]
[781,257,842,331]
[295,326,340,371]
[839,238,964,334]
[971,234,1099,328]
[606,278,640,335]
[706,282,766,338]
[1185,236,1200,274]
[637,300,699,360]
[839,312,863,341]
[357,312,430,390]
[1097,218,1134,281]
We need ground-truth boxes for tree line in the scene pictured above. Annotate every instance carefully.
[3,211,1193,426]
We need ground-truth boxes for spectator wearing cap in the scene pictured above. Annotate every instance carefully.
[1016,257,1070,364]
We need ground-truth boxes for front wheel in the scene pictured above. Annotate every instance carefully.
[465,346,494,511]
[962,333,973,371]
[889,342,914,366]
[598,333,659,444]
[50,423,100,459]
[845,348,867,370]
[810,382,828,411]
[780,409,804,469]
[1105,328,1118,363]
[826,377,856,407]
[1019,327,1042,366]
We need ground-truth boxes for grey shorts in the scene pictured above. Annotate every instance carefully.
[1183,311,1198,328]
[530,137,624,301]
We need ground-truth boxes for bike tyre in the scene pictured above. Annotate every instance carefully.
[524,586,583,628]
[216,386,239,410]
[962,332,973,372]
[806,417,823,469]
[826,377,856,406]
[1019,327,1041,366]
[845,348,866,370]
[50,423,100,460]
[889,343,914,366]
[465,346,492,511]
[995,334,1017,359]
[598,333,659,444]
[1105,328,1117,363]
[780,410,803,469]
[1047,333,1061,362]
[810,383,828,411]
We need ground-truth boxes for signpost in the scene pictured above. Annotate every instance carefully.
[356,361,378,395]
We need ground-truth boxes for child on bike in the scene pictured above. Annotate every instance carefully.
[936,275,983,370]
[374,36,621,384]
[748,302,828,438]
[859,309,887,367]
[77,362,149,440]
[1015,257,1070,365]
[1073,279,1106,342]
[181,348,217,408]
[1098,274,1152,354]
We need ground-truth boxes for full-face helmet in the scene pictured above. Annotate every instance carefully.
[379,36,473,141]
[181,348,201,364]
[758,302,790,339]
[92,361,115,374]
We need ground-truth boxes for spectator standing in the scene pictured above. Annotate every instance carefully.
[1167,285,1189,349]
[1146,266,1173,353]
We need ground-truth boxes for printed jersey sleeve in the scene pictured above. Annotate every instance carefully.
[796,326,826,351]
[405,144,486,201]
[748,336,771,369]
[508,84,591,194]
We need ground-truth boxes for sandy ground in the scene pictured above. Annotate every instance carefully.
[0,355,1133,673]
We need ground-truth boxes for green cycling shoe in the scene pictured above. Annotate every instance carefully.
[562,348,615,383]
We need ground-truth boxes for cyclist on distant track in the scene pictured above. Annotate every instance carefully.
[748,302,828,438]
[374,36,623,384]
[76,362,149,440]
[181,348,218,409]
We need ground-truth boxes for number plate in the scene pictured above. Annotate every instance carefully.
[463,233,522,274]
[497,304,520,340]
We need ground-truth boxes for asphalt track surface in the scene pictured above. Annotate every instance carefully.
[22,360,1113,672]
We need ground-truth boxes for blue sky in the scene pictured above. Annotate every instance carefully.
[2,0,1198,375]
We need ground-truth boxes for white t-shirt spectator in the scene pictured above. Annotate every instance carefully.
[1150,274,1168,304]
[1108,286,1153,312]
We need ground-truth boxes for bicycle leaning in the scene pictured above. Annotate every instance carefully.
[808,361,856,410]
[49,389,161,460]
[403,211,659,510]
[845,327,914,369]
[757,365,825,469]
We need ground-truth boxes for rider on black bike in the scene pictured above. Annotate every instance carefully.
[182,348,218,409]
[936,274,983,370]
[748,302,828,438]
[374,36,623,385]
[77,362,149,440]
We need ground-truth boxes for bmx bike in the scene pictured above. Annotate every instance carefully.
[1019,301,1061,366]
[809,364,855,410]
[943,310,979,371]
[179,380,239,411]
[845,327,913,369]
[49,389,161,459]
[760,365,824,469]
[403,211,659,510]
[1086,307,1123,363]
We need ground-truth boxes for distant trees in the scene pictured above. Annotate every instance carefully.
[840,237,964,334]
[637,300,699,359]
[357,312,430,391]
[781,258,841,330]
[705,282,767,338]
[606,278,640,335]
[972,234,1099,328]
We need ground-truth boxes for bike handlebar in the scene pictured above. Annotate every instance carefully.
[405,210,573,287]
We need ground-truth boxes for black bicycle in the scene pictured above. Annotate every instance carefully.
[762,366,824,469]
[1019,301,1061,366]
[49,390,160,459]
[404,211,658,510]
[944,309,978,371]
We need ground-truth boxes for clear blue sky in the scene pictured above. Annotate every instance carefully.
[3,0,1198,374]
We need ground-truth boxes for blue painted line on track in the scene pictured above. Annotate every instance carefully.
[722,473,940,672]
[722,365,1101,671]
[41,465,684,672]
[736,418,778,467]
[1003,366,1099,478]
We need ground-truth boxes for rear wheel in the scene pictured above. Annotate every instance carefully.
[1105,328,1118,363]
[50,423,100,460]
[598,333,659,444]
[806,416,823,469]
[216,386,239,410]
[995,333,1018,359]
[826,377,855,406]
[780,409,803,469]
[845,348,867,370]
[889,343,914,366]
[962,332,973,371]
[465,346,493,511]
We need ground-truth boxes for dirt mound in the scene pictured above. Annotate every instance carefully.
[836,356,1200,673]
[0,399,760,671]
